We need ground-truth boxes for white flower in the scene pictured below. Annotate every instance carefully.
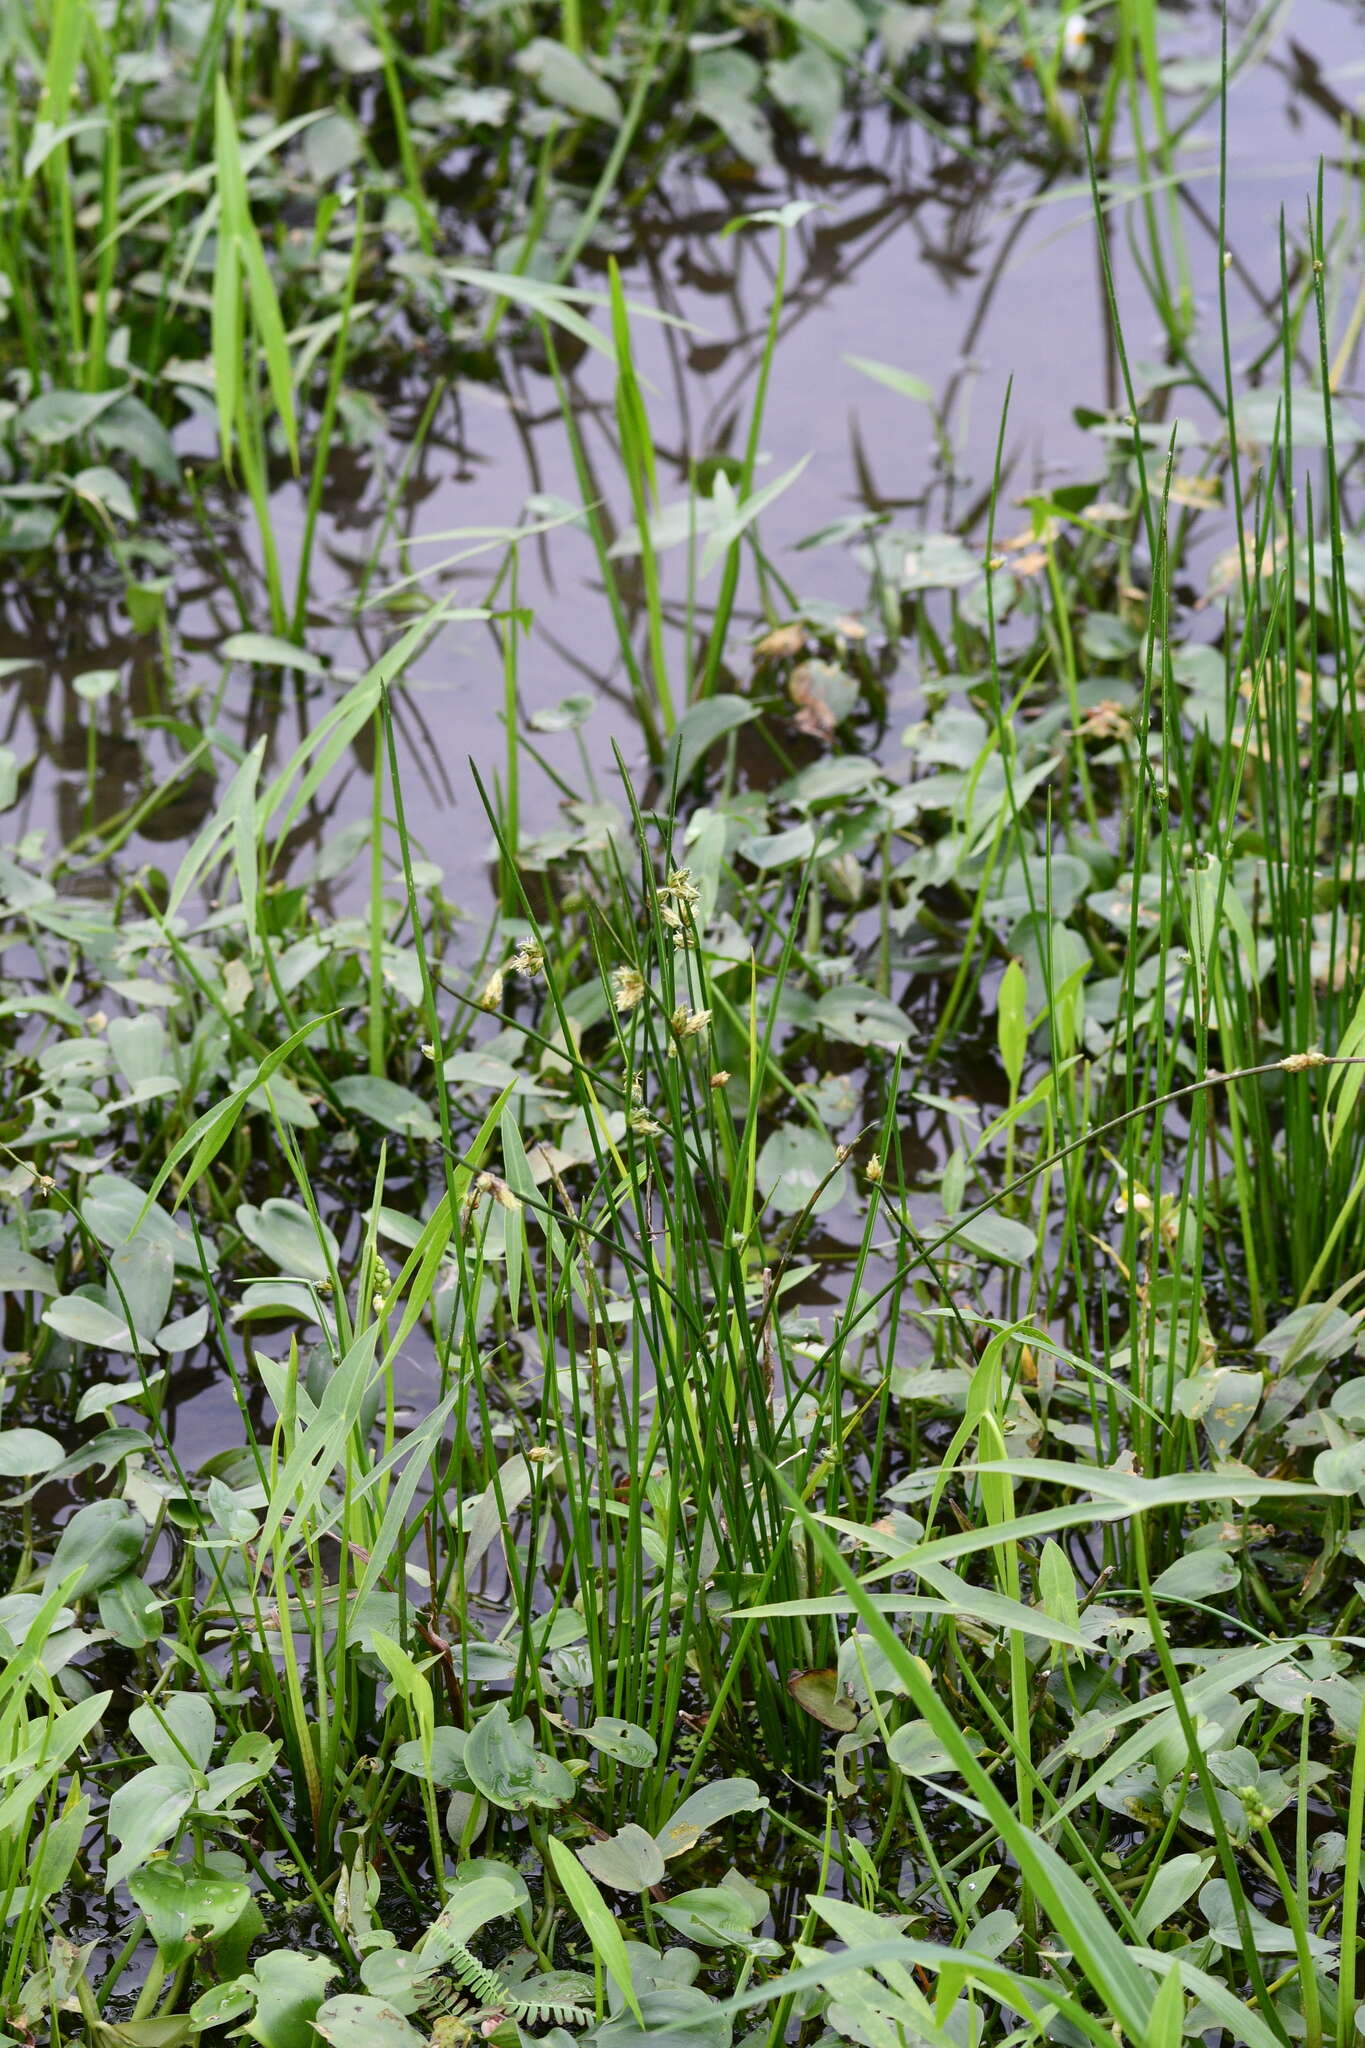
[1062,11,1088,60]
[612,965,646,1013]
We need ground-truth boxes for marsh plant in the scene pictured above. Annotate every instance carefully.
[6,3,1365,2047]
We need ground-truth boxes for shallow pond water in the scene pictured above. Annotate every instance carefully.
[6,0,1361,928]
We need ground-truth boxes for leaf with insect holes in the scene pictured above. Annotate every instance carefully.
[128,1863,252,1970]
[313,1996,426,2048]
[464,1703,575,1812]
[582,1717,656,1767]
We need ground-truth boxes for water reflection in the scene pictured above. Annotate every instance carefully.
[0,0,1357,916]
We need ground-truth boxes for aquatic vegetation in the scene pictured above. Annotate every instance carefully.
[5,2,1365,2045]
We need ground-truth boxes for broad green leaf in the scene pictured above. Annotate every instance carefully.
[128,1863,253,1969]
[583,1717,657,1767]
[71,464,136,521]
[1150,1548,1240,1600]
[664,694,760,788]
[464,1702,575,1811]
[516,37,623,122]
[333,1074,439,1140]
[98,1572,163,1649]
[312,1996,426,2047]
[1199,1877,1333,1956]
[108,1238,174,1344]
[47,1499,145,1597]
[44,1291,148,1352]
[997,957,1028,1095]
[767,47,841,147]
[0,1241,56,1293]
[655,1778,767,1858]
[83,1174,210,1270]
[788,1668,858,1731]
[0,1427,64,1476]
[1037,1539,1080,1635]
[693,48,773,167]
[242,1949,338,2048]
[887,1719,958,1778]
[392,1726,470,1789]
[655,1885,764,1949]
[158,1304,209,1352]
[18,386,125,444]
[424,1864,527,1949]
[92,393,180,483]
[1134,1854,1212,1940]
[793,0,869,56]
[943,1210,1038,1266]
[129,1692,215,1772]
[105,1763,197,1890]
[577,1823,665,1893]
[755,1124,845,1218]
[235,1198,339,1285]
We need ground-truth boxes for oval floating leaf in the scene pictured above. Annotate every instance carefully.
[464,1702,575,1811]
[577,1823,665,1893]
[235,1199,339,1284]
[655,1777,767,1859]
[787,1668,858,1732]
